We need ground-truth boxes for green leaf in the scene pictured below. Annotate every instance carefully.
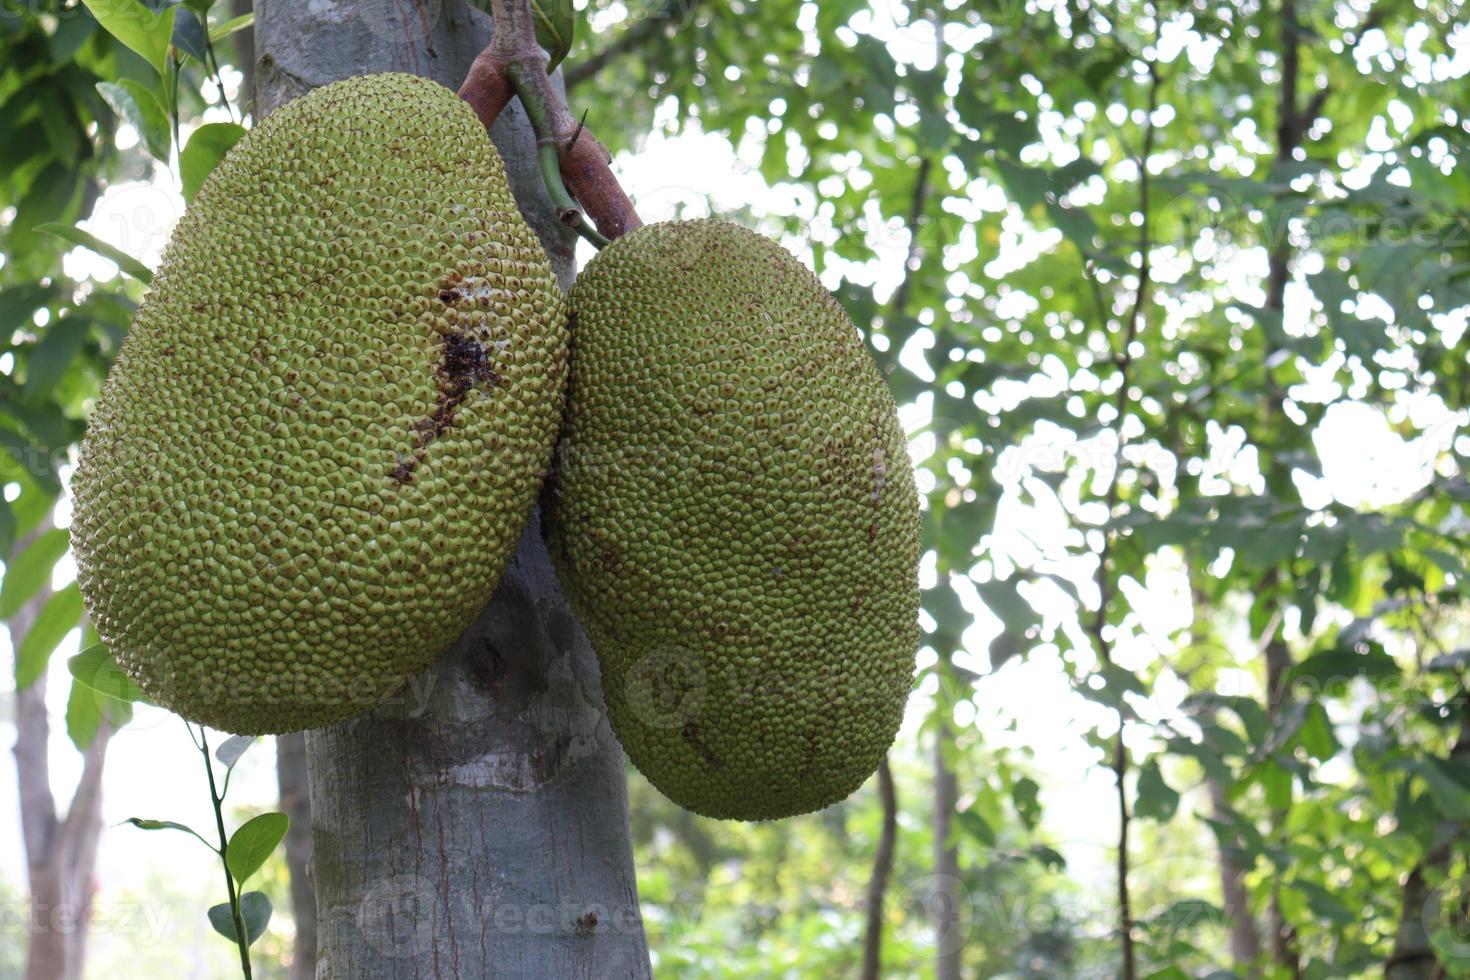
[125,817,202,835]
[530,0,575,72]
[0,285,57,337]
[1030,844,1066,870]
[68,644,149,705]
[24,315,90,398]
[0,528,71,620]
[955,808,996,846]
[1134,760,1180,821]
[1287,647,1400,686]
[15,583,83,688]
[207,11,254,43]
[1258,760,1293,811]
[170,6,209,65]
[1412,759,1470,820]
[96,80,171,163]
[225,812,290,886]
[36,224,153,284]
[65,674,133,750]
[179,122,246,202]
[80,0,177,78]
[0,503,15,562]
[995,158,1051,211]
[215,734,257,770]
[1426,649,1470,673]
[65,675,104,748]
[1012,776,1041,830]
[1297,703,1339,761]
[207,891,272,946]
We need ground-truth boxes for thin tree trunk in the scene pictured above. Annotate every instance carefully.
[276,732,315,980]
[15,640,63,980]
[1259,1,1312,971]
[1191,584,1264,972]
[253,3,647,975]
[1385,718,1470,977]
[1386,862,1442,980]
[231,0,254,114]
[860,756,897,980]
[10,517,114,980]
[932,673,963,980]
[1208,776,1262,969]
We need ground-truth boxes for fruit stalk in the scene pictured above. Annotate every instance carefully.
[457,0,641,242]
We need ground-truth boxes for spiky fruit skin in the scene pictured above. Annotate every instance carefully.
[547,219,920,820]
[70,73,568,735]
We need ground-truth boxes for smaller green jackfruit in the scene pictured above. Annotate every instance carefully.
[548,219,921,820]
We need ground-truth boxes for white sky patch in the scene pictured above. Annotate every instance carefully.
[1308,399,1460,508]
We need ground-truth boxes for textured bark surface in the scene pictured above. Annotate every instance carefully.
[305,516,650,979]
[11,518,113,980]
[277,732,317,980]
[859,756,896,980]
[932,695,963,980]
[1207,775,1262,972]
[254,4,647,976]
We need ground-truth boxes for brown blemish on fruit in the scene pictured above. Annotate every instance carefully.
[388,331,503,485]
[681,719,723,770]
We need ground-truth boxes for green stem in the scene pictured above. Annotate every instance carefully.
[168,54,182,175]
[505,60,609,249]
[204,39,236,122]
[200,728,252,979]
[535,141,610,247]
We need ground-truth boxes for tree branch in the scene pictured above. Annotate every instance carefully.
[1087,35,1163,980]
[563,0,706,92]
[458,0,642,243]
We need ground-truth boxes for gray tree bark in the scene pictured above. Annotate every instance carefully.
[276,732,316,980]
[932,667,963,980]
[859,756,896,980]
[252,3,648,976]
[1207,777,1262,972]
[10,517,114,980]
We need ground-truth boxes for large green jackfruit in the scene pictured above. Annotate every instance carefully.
[71,73,568,735]
[547,219,921,820]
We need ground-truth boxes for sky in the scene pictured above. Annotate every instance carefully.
[3,2,1470,973]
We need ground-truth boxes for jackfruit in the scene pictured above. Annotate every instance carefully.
[70,73,568,735]
[547,219,920,820]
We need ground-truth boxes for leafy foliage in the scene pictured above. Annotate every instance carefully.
[4,0,1470,975]
[570,0,1470,974]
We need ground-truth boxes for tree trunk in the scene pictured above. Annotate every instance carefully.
[1385,720,1470,978]
[230,0,254,114]
[10,517,114,980]
[1386,864,1440,980]
[932,685,963,980]
[860,756,897,980]
[1207,776,1262,971]
[252,3,648,975]
[277,732,316,980]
